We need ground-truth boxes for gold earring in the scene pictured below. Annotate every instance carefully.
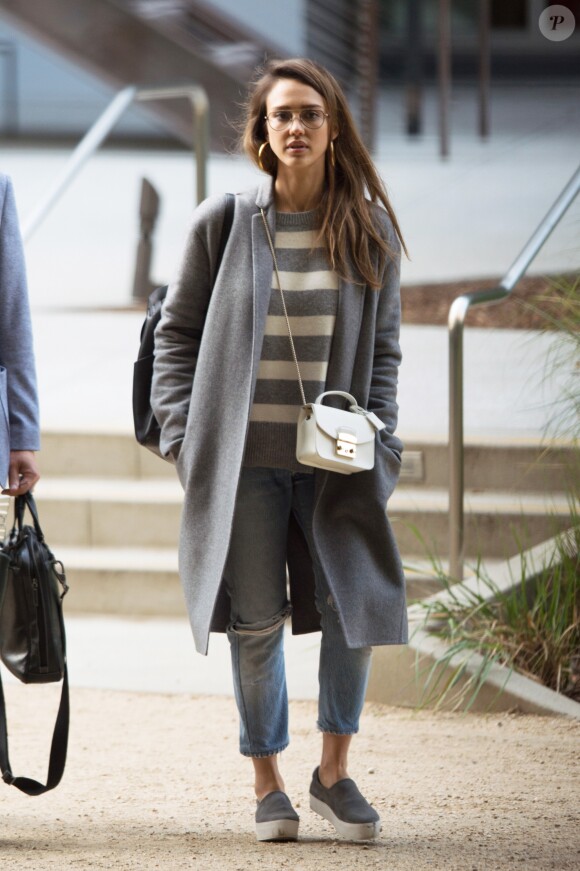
[329,140,336,168]
[258,141,269,172]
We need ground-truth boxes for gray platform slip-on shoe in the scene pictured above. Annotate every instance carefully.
[309,767,381,840]
[255,790,300,842]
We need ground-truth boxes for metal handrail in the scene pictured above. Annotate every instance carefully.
[448,163,580,581]
[22,84,209,243]
[136,85,208,208]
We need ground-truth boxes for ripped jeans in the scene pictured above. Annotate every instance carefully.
[223,467,372,757]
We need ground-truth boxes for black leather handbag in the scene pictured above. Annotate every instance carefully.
[133,192,235,456]
[0,492,70,795]
[0,548,8,612]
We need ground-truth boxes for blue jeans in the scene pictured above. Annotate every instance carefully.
[223,467,372,757]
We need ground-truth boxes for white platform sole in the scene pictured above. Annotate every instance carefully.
[255,818,300,842]
[310,795,381,840]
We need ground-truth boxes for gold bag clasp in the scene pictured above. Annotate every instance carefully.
[336,430,357,459]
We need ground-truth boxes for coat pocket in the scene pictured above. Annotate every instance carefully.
[375,436,403,505]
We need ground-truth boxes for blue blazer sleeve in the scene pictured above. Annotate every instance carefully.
[0,175,40,486]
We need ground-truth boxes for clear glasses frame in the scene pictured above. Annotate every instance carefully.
[264,109,330,131]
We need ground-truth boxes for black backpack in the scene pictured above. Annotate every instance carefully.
[132,193,235,456]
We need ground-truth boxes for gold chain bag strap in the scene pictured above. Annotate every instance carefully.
[260,209,386,475]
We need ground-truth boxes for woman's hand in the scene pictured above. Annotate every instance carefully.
[2,450,40,496]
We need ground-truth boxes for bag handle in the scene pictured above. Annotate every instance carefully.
[313,391,386,433]
[12,492,44,542]
[314,390,359,410]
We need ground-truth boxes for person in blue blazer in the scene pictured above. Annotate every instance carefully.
[0,174,40,496]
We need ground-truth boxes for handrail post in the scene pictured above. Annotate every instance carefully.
[136,85,209,205]
[190,88,209,204]
[448,297,468,580]
[446,163,580,582]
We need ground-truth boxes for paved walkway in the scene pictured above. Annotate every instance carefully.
[1,686,578,870]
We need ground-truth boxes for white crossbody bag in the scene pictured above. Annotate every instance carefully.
[260,209,386,475]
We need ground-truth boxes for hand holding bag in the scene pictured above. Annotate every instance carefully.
[0,492,70,795]
[260,210,386,474]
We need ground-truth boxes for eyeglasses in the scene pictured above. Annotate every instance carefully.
[265,109,329,131]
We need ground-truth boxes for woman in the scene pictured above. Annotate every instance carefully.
[151,58,409,843]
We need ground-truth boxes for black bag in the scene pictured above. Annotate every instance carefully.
[133,192,235,456]
[0,549,8,613]
[0,492,70,795]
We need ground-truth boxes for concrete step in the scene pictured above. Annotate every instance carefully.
[39,433,172,480]
[51,547,471,617]
[401,437,579,493]
[54,546,183,617]
[29,477,572,560]
[38,431,578,493]
[22,429,576,622]
[388,487,572,559]
[33,477,182,549]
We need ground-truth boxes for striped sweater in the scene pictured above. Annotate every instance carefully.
[243,209,338,472]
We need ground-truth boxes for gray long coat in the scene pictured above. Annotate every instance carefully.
[0,175,40,488]
[151,178,407,655]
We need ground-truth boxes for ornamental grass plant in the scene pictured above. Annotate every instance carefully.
[521,272,580,443]
[414,514,579,712]
[412,271,579,712]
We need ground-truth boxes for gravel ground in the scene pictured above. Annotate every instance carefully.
[1,684,579,870]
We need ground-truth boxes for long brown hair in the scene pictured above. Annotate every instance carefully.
[241,58,409,289]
